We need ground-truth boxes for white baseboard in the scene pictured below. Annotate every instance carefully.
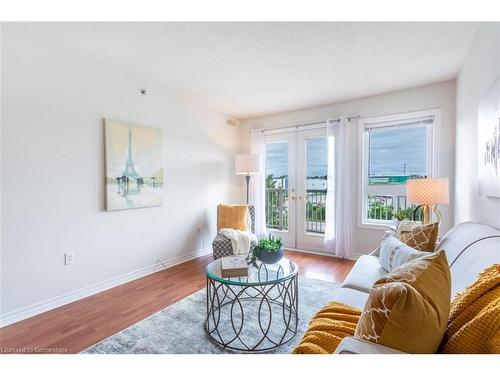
[0,247,212,328]
[285,247,360,261]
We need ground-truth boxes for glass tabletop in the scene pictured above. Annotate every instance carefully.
[206,256,298,286]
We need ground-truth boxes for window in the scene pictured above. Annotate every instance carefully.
[358,110,439,227]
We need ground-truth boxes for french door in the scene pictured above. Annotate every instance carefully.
[264,128,328,252]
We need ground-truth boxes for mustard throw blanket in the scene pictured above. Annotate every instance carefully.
[439,264,500,354]
[292,302,361,354]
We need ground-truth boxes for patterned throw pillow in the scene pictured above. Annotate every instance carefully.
[355,250,451,353]
[379,235,428,272]
[396,221,439,252]
[396,219,422,236]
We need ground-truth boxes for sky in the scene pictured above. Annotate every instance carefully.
[266,138,327,177]
[266,142,289,177]
[265,126,427,178]
[369,126,427,176]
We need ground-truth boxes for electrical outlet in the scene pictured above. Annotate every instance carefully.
[64,252,75,265]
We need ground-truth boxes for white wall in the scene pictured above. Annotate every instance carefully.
[240,81,456,257]
[0,23,3,319]
[455,23,500,229]
[1,27,240,322]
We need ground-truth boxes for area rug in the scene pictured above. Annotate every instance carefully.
[83,277,340,354]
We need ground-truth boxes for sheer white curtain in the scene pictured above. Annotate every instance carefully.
[249,129,268,239]
[324,117,353,258]
[324,119,338,254]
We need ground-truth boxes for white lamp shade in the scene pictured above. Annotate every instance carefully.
[407,178,449,205]
[235,154,261,175]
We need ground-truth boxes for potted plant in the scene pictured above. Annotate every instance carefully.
[393,209,409,221]
[393,208,413,226]
[252,234,284,265]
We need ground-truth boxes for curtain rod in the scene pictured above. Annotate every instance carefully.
[259,115,360,135]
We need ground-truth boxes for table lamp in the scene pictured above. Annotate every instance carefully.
[235,154,261,204]
[407,177,449,225]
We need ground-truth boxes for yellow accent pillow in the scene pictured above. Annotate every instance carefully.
[439,264,500,354]
[397,221,439,252]
[355,250,451,353]
[217,204,249,233]
[292,302,361,354]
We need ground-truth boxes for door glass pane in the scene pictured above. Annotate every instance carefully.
[305,138,327,234]
[265,142,288,231]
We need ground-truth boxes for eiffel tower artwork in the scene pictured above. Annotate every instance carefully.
[105,119,164,211]
[122,127,139,180]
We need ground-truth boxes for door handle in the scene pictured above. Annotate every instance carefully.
[298,196,303,200]
[291,196,296,200]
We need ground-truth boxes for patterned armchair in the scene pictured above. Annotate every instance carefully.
[212,206,257,259]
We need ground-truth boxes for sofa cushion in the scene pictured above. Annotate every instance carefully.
[435,222,500,297]
[395,219,423,235]
[397,221,439,252]
[379,236,428,272]
[334,287,370,310]
[436,222,500,265]
[447,237,500,297]
[341,255,388,293]
[217,204,250,232]
[355,250,451,353]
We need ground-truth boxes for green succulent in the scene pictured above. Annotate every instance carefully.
[393,208,413,221]
[250,233,283,267]
[257,233,283,252]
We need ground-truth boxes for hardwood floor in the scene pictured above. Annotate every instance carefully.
[0,251,354,354]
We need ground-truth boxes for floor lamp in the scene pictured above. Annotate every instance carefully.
[235,154,261,204]
[407,178,449,225]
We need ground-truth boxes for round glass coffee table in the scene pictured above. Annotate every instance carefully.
[205,257,299,352]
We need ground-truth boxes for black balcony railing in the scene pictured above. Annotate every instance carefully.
[265,188,327,234]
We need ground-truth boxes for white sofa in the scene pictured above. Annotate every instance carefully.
[333,222,500,354]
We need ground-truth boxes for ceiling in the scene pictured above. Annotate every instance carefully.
[8,22,479,119]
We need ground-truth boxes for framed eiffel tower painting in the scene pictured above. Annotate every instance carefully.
[104,119,164,210]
